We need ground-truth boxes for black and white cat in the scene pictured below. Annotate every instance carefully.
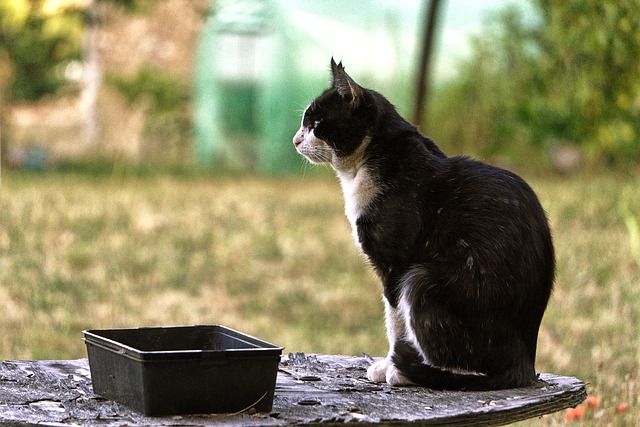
[293,59,555,390]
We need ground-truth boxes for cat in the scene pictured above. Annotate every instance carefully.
[292,58,555,391]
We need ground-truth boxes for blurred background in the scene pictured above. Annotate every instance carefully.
[1,0,639,424]
[2,0,638,173]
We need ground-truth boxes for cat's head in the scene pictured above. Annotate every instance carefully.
[293,58,377,172]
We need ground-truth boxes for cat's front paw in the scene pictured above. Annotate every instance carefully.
[385,363,413,386]
[367,357,414,386]
[367,358,389,383]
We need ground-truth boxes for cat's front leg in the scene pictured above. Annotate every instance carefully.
[367,297,414,386]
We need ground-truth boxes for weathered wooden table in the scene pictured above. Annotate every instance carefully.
[0,353,585,426]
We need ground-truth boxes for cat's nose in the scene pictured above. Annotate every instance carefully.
[293,129,304,147]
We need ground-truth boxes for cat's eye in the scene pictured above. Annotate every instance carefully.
[313,120,322,129]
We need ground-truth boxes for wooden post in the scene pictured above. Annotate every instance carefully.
[413,0,443,127]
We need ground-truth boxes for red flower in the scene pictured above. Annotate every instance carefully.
[617,402,629,414]
[564,405,586,420]
[585,395,601,409]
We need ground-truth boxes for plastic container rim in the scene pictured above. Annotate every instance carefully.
[83,324,284,362]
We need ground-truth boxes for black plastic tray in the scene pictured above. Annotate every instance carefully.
[83,325,283,416]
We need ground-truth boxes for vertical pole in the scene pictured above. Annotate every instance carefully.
[413,0,443,127]
[82,0,100,147]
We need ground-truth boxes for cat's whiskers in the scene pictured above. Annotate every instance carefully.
[302,143,333,164]
[293,102,308,118]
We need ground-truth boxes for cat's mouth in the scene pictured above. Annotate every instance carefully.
[293,128,332,164]
[293,128,304,148]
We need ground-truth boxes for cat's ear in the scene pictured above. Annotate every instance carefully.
[330,58,363,108]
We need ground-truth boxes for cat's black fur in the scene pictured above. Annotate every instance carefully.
[293,59,554,390]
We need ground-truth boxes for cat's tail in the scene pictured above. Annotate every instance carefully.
[391,341,544,391]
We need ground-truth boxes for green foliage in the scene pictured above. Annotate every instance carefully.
[0,1,83,101]
[0,0,140,102]
[105,64,192,165]
[98,0,138,12]
[429,1,640,169]
[429,6,541,164]
[105,65,189,114]
[533,0,640,166]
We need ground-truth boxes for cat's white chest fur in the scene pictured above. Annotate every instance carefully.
[332,136,378,246]
[337,166,377,246]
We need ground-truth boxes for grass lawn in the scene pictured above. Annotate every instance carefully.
[0,168,638,425]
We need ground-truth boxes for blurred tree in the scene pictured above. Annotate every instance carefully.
[0,0,84,101]
[0,0,138,102]
[429,0,640,169]
[533,0,640,166]
[105,64,192,164]
[429,6,541,165]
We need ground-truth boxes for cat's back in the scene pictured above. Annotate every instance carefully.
[428,155,545,222]
[420,155,554,292]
